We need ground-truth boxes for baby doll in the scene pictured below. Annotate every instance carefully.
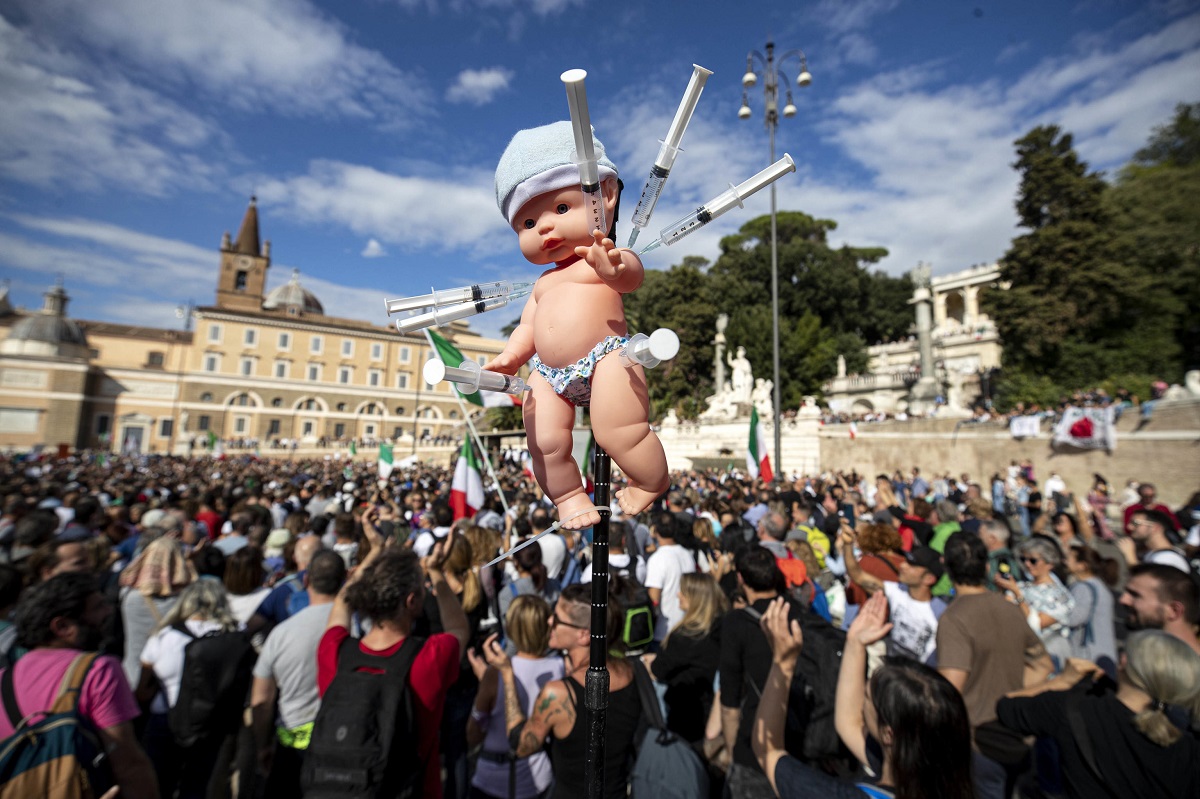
[483,121,669,529]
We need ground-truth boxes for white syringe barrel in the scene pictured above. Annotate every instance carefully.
[656,154,797,249]
[659,65,712,167]
[561,69,609,237]
[619,329,680,370]
[423,359,529,397]
[384,281,531,316]
[394,296,508,335]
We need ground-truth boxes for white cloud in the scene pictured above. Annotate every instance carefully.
[813,0,902,34]
[0,16,227,193]
[446,67,514,105]
[256,160,509,256]
[362,238,388,258]
[9,0,432,126]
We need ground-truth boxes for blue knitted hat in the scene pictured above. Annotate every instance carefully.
[494,120,618,225]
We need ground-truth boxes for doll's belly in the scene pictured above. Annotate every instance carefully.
[532,284,627,368]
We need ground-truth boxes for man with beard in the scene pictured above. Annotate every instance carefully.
[1120,563,1200,655]
[0,572,158,798]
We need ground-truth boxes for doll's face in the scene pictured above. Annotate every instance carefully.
[512,179,618,266]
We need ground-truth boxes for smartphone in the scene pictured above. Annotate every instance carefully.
[840,502,856,528]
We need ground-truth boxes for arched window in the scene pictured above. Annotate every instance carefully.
[301,399,317,411]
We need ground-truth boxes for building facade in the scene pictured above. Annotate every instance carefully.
[0,200,508,455]
[823,263,1004,415]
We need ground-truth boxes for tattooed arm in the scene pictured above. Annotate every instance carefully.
[484,635,576,757]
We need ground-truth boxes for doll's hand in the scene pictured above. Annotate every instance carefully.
[576,230,625,281]
[482,352,520,376]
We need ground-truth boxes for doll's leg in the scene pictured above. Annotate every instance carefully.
[523,375,602,529]
[588,356,669,516]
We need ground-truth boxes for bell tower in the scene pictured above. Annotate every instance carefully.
[216,197,271,311]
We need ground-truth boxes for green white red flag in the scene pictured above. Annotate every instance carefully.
[747,407,774,482]
[425,329,519,407]
[378,442,394,480]
[450,437,484,520]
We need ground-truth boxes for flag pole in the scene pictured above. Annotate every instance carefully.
[422,329,511,518]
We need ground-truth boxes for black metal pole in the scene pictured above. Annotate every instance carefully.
[584,443,611,799]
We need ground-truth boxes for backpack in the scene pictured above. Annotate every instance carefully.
[743,605,849,763]
[629,659,708,799]
[302,635,427,799]
[168,624,256,748]
[0,653,114,799]
[612,573,655,655]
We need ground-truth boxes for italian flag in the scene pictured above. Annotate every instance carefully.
[747,407,774,482]
[449,437,485,520]
[849,422,858,440]
[426,329,520,407]
[378,442,394,480]
[349,440,357,456]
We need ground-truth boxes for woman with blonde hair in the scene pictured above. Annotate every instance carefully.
[998,630,1200,798]
[136,578,252,799]
[648,572,728,742]
[466,595,565,798]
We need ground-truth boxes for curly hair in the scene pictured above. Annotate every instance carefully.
[15,572,100,650]
[344,548,424,625]
[857,522,902,555]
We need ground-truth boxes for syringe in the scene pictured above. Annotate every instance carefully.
[384,281,533,316]
[394,295,515,335]
[422,359,530,397]
[627,64,713,249]
[619,329,680,370]
[638,155,796,255]
[561,69,609,238]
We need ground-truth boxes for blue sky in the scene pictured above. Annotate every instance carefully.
[1,0,1197,340]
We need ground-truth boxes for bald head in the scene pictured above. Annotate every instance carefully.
[294,535,324,570]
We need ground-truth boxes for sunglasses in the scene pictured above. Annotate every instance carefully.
[1020,556,1043,565]
[551,614,587,630]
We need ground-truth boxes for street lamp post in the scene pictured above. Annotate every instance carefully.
[739,40,810,483]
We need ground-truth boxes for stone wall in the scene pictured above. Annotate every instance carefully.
[819,399,1200,507]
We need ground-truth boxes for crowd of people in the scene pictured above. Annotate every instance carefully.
[0,449,1197,799]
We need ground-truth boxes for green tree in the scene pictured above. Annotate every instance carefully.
[623,256,719,419]
[704,211,906,404]
[987,126,1177,400]
[1108,103,1200,371]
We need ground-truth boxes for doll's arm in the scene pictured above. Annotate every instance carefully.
[482,292,537,375]
[576,231,644,294]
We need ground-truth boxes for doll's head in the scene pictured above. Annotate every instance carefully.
[495,121,618,226]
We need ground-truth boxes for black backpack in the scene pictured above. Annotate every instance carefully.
[168,624,256,748]
[610,572,655,655]
[743,604,849,763]
[302,635,426,799]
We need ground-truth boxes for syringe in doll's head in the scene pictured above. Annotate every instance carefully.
[638,154,797,255]
[385,281,533,335]
[626,64,713,250]
[422,358,530,397]
[561,69,610,239]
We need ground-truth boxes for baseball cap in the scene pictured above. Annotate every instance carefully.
[904,546,945,580]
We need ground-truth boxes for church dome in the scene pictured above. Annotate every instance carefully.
[264,269,323,315]
[0,282,90,359]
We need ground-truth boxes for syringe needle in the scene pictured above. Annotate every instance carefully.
[627,228,641,249]
[638,240,662,256]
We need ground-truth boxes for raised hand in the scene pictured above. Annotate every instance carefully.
[759,596,804,664]
[481,632,512,673]
[847,591,893,647]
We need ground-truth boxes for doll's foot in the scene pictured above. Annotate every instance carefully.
[557,495,603,530]
[616,484,659,517]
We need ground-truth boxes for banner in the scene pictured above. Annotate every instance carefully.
[1052,406,1116,453]
[1009,415,1041,439]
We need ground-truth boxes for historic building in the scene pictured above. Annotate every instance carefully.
[822,263,1004,416]
[0,200,507,455]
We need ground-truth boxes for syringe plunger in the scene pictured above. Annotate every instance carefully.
[562,69,610,237]
[394,295,509,335]
[423,359,529,397]
[620,329,680,370]
[384,281,532,316]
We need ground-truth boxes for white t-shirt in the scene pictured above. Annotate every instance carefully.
[413,527,450,558]
[645,544,697,641]
[581,553,646,585]
[883,582,941,665]
[227,588,271,626]
[140,619,226,713]
[1145,548,1191,574]
[538,532,568,581]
